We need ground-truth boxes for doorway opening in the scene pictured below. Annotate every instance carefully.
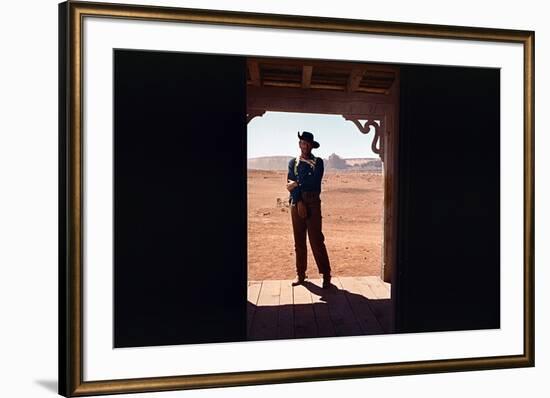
[248,112,384,279]
[246,57,399,340]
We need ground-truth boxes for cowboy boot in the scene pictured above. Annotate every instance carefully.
[291,273,307,286]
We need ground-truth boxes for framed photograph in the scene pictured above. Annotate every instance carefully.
[59,0,535,396]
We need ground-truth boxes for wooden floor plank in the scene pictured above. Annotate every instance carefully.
[293,283,318,338]
[249,280,280,340]
[247,281,262,337]
[338,277,384,335]
[277,280,294,339]
[308,279,336,337]
[248,281,263,303]
[382,280,392,295]
[324,277,362,336]
[359,276,391,299]
[257,279,281,305]
[354,277,393,333]
[248,277,393,340]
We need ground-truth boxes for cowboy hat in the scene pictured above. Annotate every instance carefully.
[297,131,320,148]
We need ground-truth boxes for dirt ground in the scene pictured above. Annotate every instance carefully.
[248,169,384,280]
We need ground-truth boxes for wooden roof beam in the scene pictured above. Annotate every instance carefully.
[347,67,367,93]
[302,65,313,88]
[248,89,391,116]
[247,59,261,87]
[248,85,394,106]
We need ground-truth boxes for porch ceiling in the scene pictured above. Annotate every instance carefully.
[246,57,398,117]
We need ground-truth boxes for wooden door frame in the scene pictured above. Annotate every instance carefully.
[246,58,400,286]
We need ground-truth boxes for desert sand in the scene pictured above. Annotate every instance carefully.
[248,169,384,280]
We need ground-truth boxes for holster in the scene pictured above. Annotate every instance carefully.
[297,200,308,219]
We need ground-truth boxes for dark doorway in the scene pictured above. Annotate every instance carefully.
[394,64,500,333]
[113,50,248,347]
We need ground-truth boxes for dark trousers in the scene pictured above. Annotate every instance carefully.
[290,191,331,278]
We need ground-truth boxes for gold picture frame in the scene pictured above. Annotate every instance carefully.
[59,0,534,396]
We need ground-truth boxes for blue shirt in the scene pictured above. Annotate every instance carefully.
[287,154,324,205]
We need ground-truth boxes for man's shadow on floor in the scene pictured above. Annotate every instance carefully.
[300,279,339,301]
[247,279,392,341]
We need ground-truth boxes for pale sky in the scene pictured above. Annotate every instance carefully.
[247,111,380,159]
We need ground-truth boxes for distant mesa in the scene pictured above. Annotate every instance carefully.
[326,153,347,169]
[247,153,382,172]
[247,156,294,171]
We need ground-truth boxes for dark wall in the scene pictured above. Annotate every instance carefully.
[395,65,500,333]
[114,50,247,347]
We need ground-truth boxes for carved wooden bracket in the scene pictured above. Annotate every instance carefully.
[342,116,384,161]
[247,110,266,124]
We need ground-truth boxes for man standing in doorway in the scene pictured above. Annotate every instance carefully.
[286,131,332,289]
